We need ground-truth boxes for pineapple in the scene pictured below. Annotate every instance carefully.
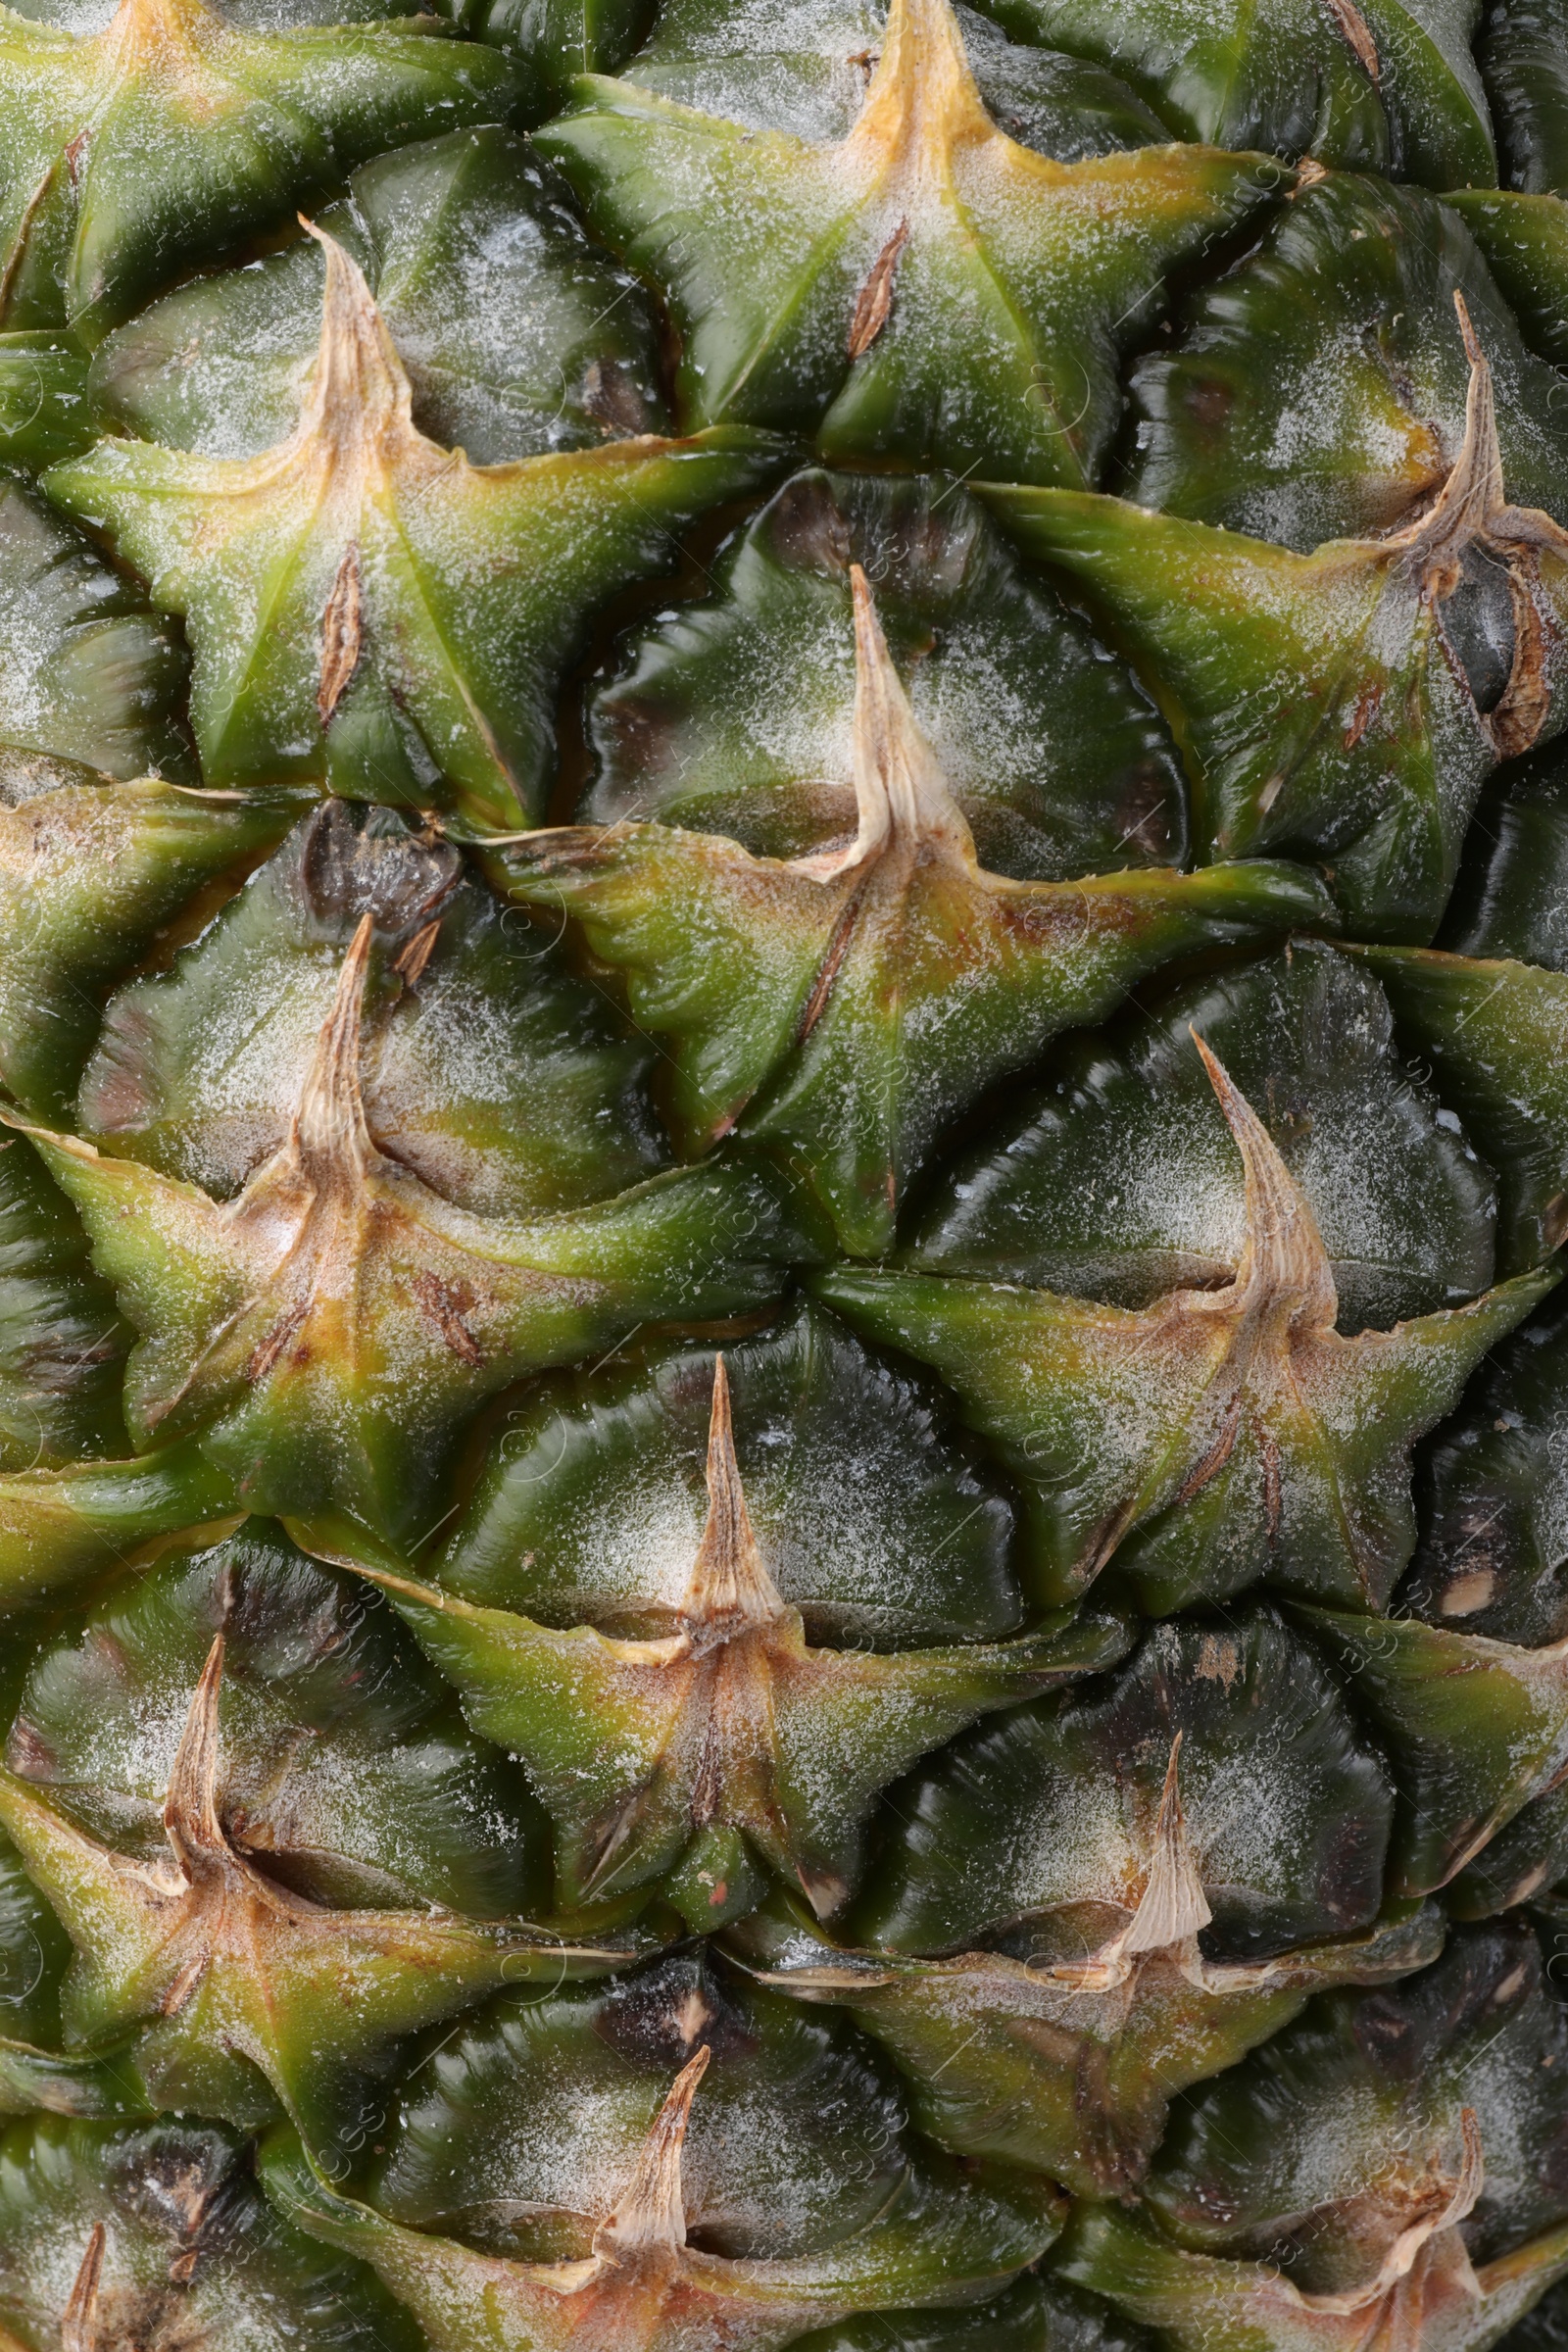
[1,0,1568,2342]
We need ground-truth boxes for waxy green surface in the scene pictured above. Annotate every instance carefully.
[854,1611,1398,1960]
[981,0,1494,181]
[434,1296,1023,1644]
[356,1949,1048,2259]
[0,2041,149,2121]
[1405,1281,1568,1649]
[2,0,427,23]
[0,334,92,471]
[10,907,805,1547]
[8,1519,552,1914]
[1448,1775,1568,1922]
[587,466,1188,878]
[0,0,514,344]
[495,836,1324,1262]
[0,1136,125,1472]
[742,1901,1440,2200]
[1059,2216,1568,2352]
[736,1611,1443,2195]
[0,0,1557,2316]
[0,2114,420,2352]
[906,943,1499,1330]
[0,473,190,800]
[77,798,663,1214]
[1446,188,1568,368]
[1442,737,1568,968]
[1059,1925,1568,2350]
[792,2280,1158,2351]
[498,568,1329,1257]
[263,1951,1065,2349]
[540,0,1284,487]
[1128,172,1568,548]
[20,1125,800,1549]
[90,123,668,465]
[356,1347,1125,1924]
[820,1242,1544,1607]
[0,782,306,1125]
[46,231,778,829]
[0,1820,75,2078]
[1304,1594,1568,1899]
[0,1598,624,2149]
[989,319,1568,945]
[1355,943,1568,1270]
[0,1635,146,2120]
[0,1753,606,2149]
[597,0,1173,154]
[1479,0,1568,191]
[452,0,647,100]
[0,0,650,88]
[822,1003,1549,1613]
[1398,1282,1568,1913]
[0,1442,238,1619]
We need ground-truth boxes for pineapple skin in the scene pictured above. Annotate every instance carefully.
[0,0,1566,2346]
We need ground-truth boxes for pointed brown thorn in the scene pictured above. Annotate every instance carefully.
[151,219,432,568]
[1390,292,1505,575]
[1447,2107,1485,2230]
[1302,2109,1485,2316]
[849,0,995,174]
[1190,1029,1339,1332]
[296,220,416,453]
[290,915,376,1179]
[228,915,395,1390]
[94,0,224,80]
[671,1984,714,2050]
[1454,289,1484,372]
[163,1634,229,1876]
[1121,1732,1214,1959]
[797,1860,852,1921]
[1371,291,1568,760]
[680,1357,787,1638]
[594,2046,711,2261]
[296,227,407,731]
[1322,0,1380,81]
[395,918,442,987]
[792,564,972,878]
[850,564,970,854]
[61,2225,105,2352]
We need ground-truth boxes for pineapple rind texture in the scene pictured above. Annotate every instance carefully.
[0,0,1567,2342]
